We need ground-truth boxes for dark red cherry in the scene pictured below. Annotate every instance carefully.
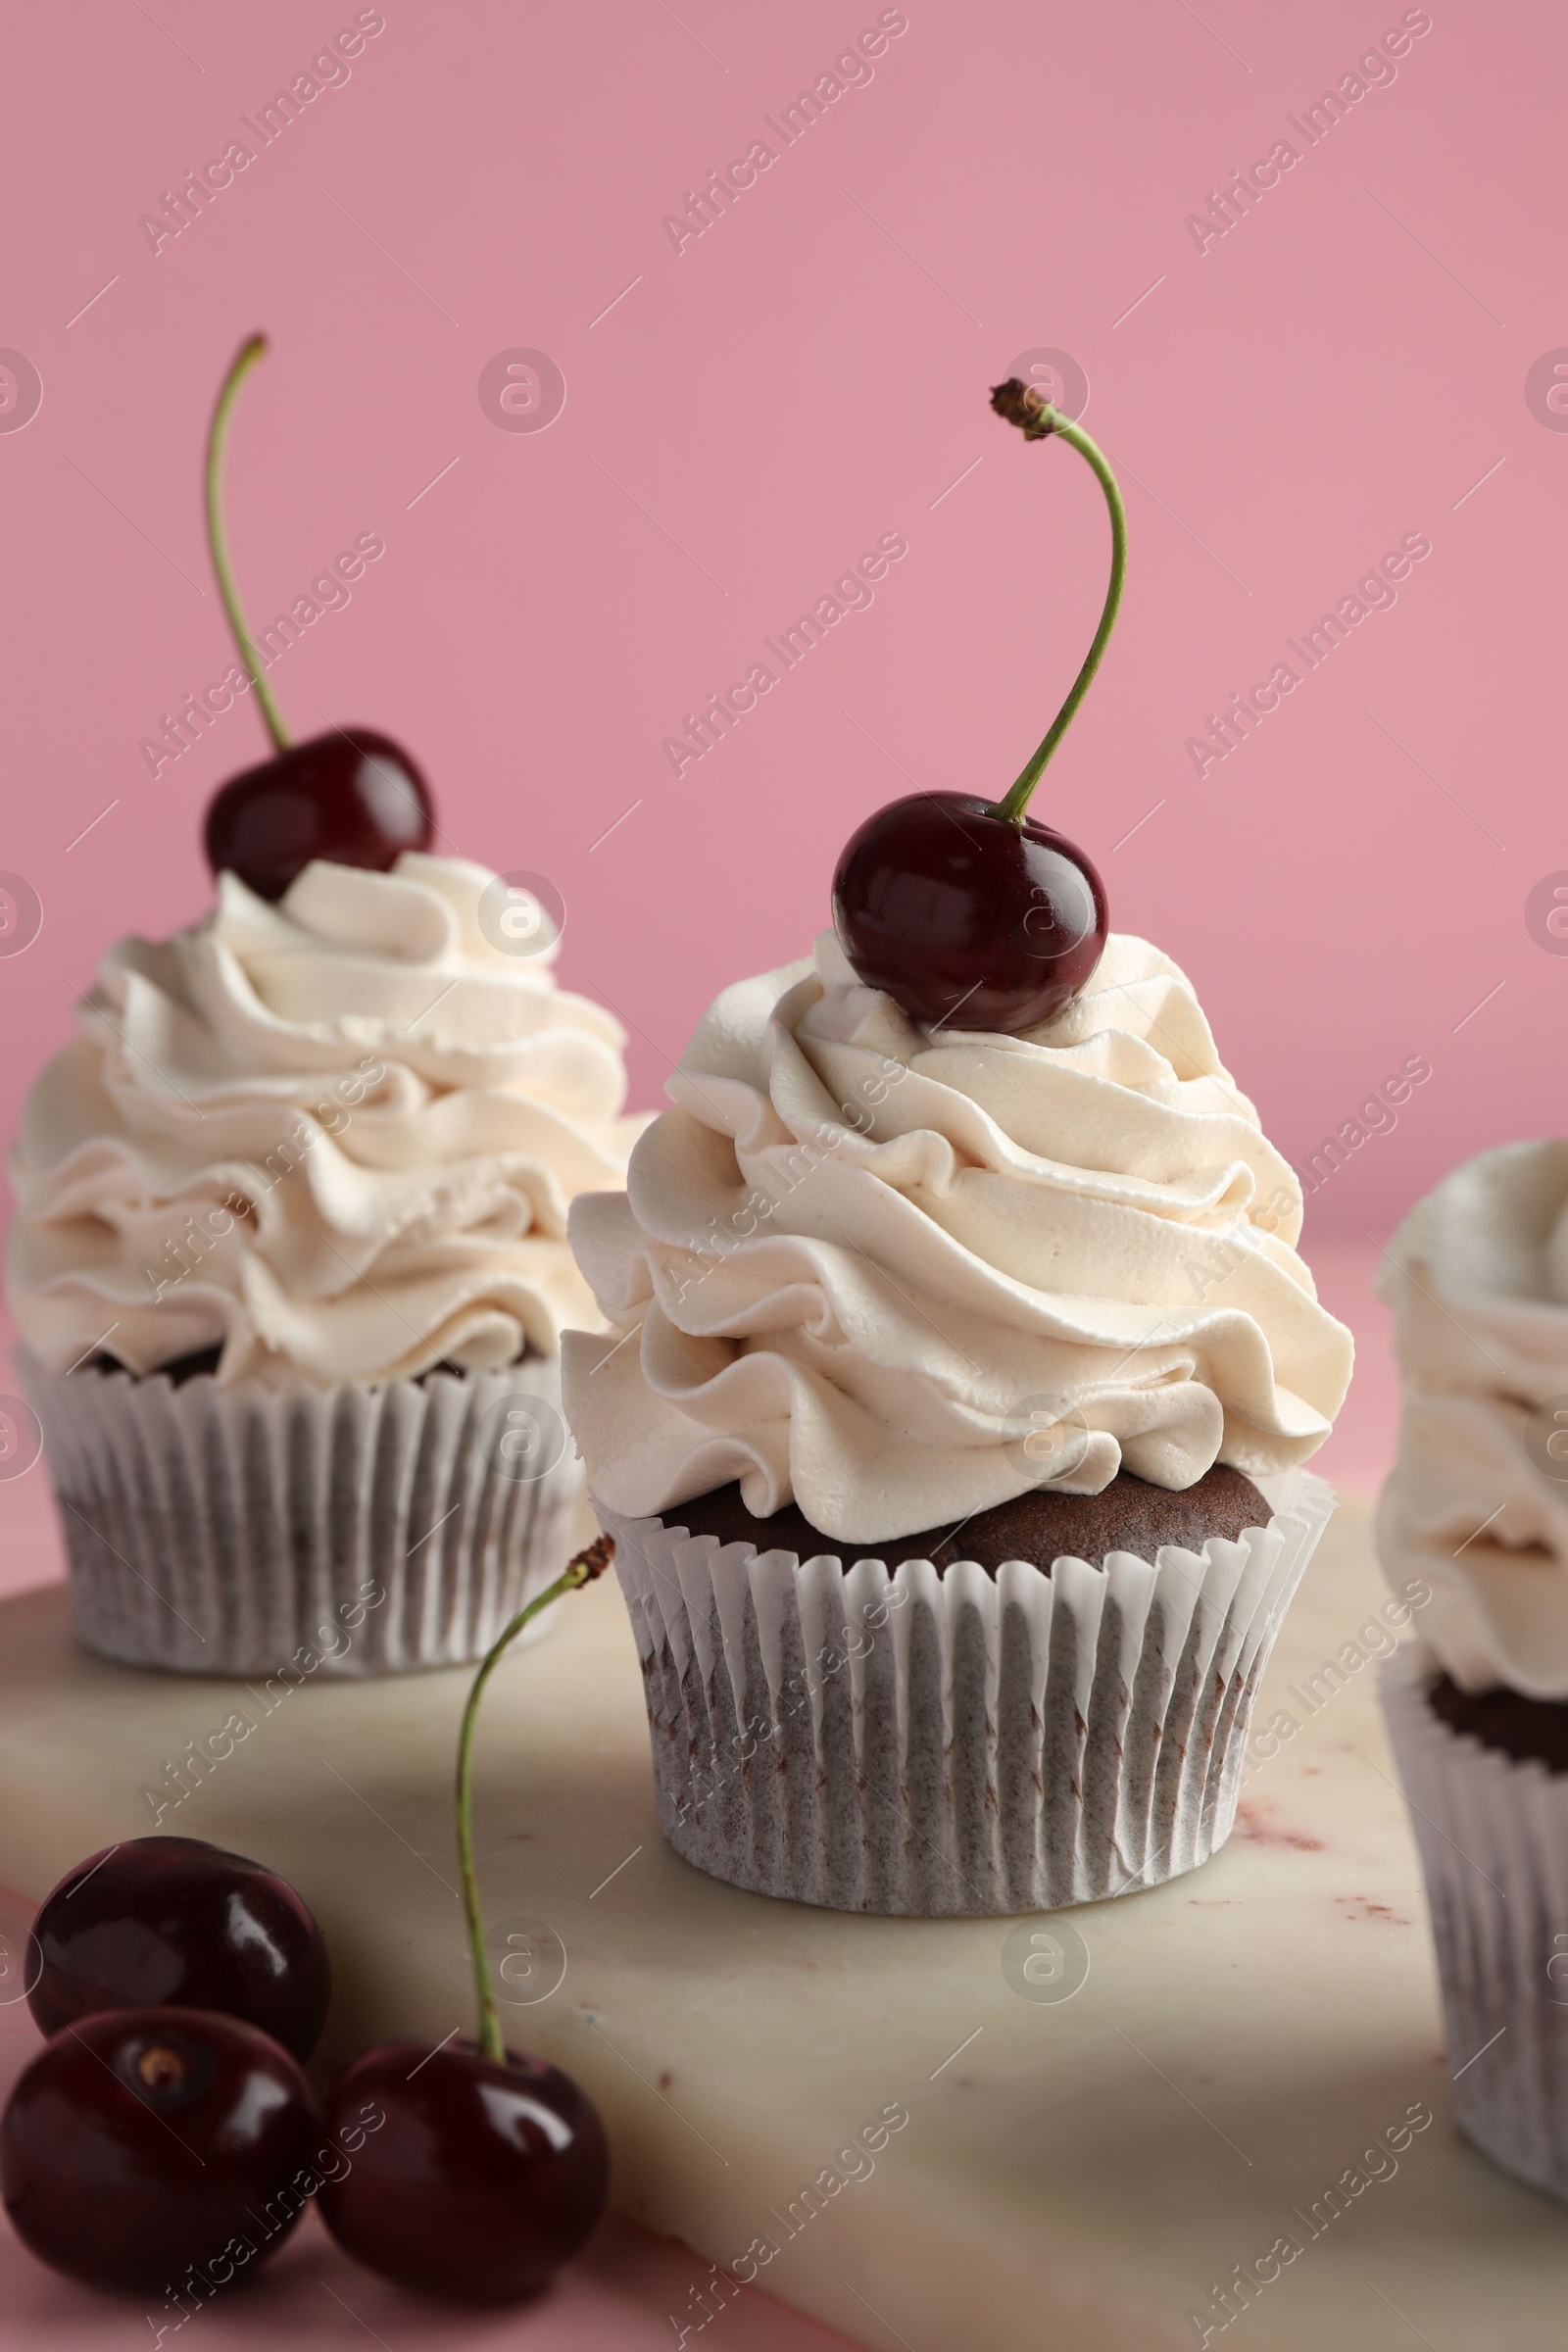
[203,727,432,903]
[831,383,1128,1033]
[0,2006,316,2294]
[833,791,1107,1032]
[28,1836,331,2064]
[318,2041,609,2302]
[194,342,435,903]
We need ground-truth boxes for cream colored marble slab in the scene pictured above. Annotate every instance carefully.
[0,1499,1563,2352]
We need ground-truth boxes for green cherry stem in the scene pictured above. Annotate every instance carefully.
[205,333,292,755]
[456,1534,615,2066]
[989,380,1127,829]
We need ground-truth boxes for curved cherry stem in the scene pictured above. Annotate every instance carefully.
[989,380,1127,828]
[456,1535,615,2066]
[205,333,292,755]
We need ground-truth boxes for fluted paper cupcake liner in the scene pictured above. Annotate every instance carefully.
[1382,1645,1568,2201]
[20,1346,583,1678]
[597,1472,1335,1917]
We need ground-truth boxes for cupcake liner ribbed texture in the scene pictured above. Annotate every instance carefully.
[21,1347,582,1677]
[1382,1645,1568,2201]
[598,1472,1335,1917]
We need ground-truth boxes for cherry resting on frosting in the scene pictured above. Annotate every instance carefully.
[0,2006,315,2294]
[317,1539,613,2300]
[27,1835,331,2065]
[204,727,431,904]
[833,377,1123,1034]
[199,334,432,901]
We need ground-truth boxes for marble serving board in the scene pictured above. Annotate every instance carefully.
[0,1495,1565,2352]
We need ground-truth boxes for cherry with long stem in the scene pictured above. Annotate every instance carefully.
[457,1534,615,2062]
[316,1536,615,2301]
[199,332,434,902]
[830,377,1121,1035]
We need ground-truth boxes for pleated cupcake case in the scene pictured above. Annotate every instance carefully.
[22,1347,582,1677]
[600,1471,1336,1916]
[1382,1645,1568,2203]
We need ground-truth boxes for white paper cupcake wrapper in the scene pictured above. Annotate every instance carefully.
[1382,1644,1568,2201]
[20,1346,583,1678]
[597,1472,1335,1917]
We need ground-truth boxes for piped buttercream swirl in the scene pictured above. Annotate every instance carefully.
[7,855,644,1387]
[1377,1140,1568,1697]
[564,931,1351,1543]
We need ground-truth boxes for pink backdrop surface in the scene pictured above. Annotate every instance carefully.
[0,0,1561,1256]
[0,0,1554,2340]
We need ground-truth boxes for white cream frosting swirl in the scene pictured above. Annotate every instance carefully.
[564,931,1351,1543]
[7,855,644,1388]
[1376,1141,1568,1696]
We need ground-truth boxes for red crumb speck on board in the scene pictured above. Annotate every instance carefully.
[1335,1895,1410,1926]
[1234,1798,1323,1852]
[658,2071,673,2090]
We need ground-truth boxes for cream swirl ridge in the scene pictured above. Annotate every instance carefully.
[1376,1141,1568,1696]
[7,854,645,1387]
[564,931,1352,1544]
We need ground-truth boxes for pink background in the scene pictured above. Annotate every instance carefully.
[1,0,1559,1255]
[0,1,1551,2340]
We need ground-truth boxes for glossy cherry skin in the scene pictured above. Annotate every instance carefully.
[0,2006,317,2295]
[318,2041,610,2302]
[28,1837,331,2064]
[832,791,1107,1033]
[203,726,432,902]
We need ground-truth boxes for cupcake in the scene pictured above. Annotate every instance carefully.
[564,928,1348,1915]
[1377,1140,1568,2199]
[6,334,643,1678]
[564,378,1349,1916]
[9,852,642,1676]
[564,383,1351,1916]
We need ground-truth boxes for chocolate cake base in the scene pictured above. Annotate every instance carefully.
[1428,1674,1568,1776]
[662,1462,1270,1577]
[85,1344,539,1389]
[86,1344,223,1387]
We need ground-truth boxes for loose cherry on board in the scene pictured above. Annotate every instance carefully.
[0,2006,316,2295]
[199,335,433,903]
[27,1835,331,2065]
[317,1537,614,2302]
[832,376,1124,1035]
[318,2042,609,2303]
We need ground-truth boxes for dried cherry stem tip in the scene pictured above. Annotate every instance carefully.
[989,378,1127,827]
[456,1535,615,2065]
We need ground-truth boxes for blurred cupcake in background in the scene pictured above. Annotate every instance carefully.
[9,330,648,1678]
[8,852,643,1676]
[1379,1140,1568,2201]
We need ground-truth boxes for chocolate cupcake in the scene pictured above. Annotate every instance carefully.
[9,854,644,1676]
[668,1460,1269,1571]
[564,929,1348,1914]
[6,338,648,1677]
[1378,1141,1568,2199]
